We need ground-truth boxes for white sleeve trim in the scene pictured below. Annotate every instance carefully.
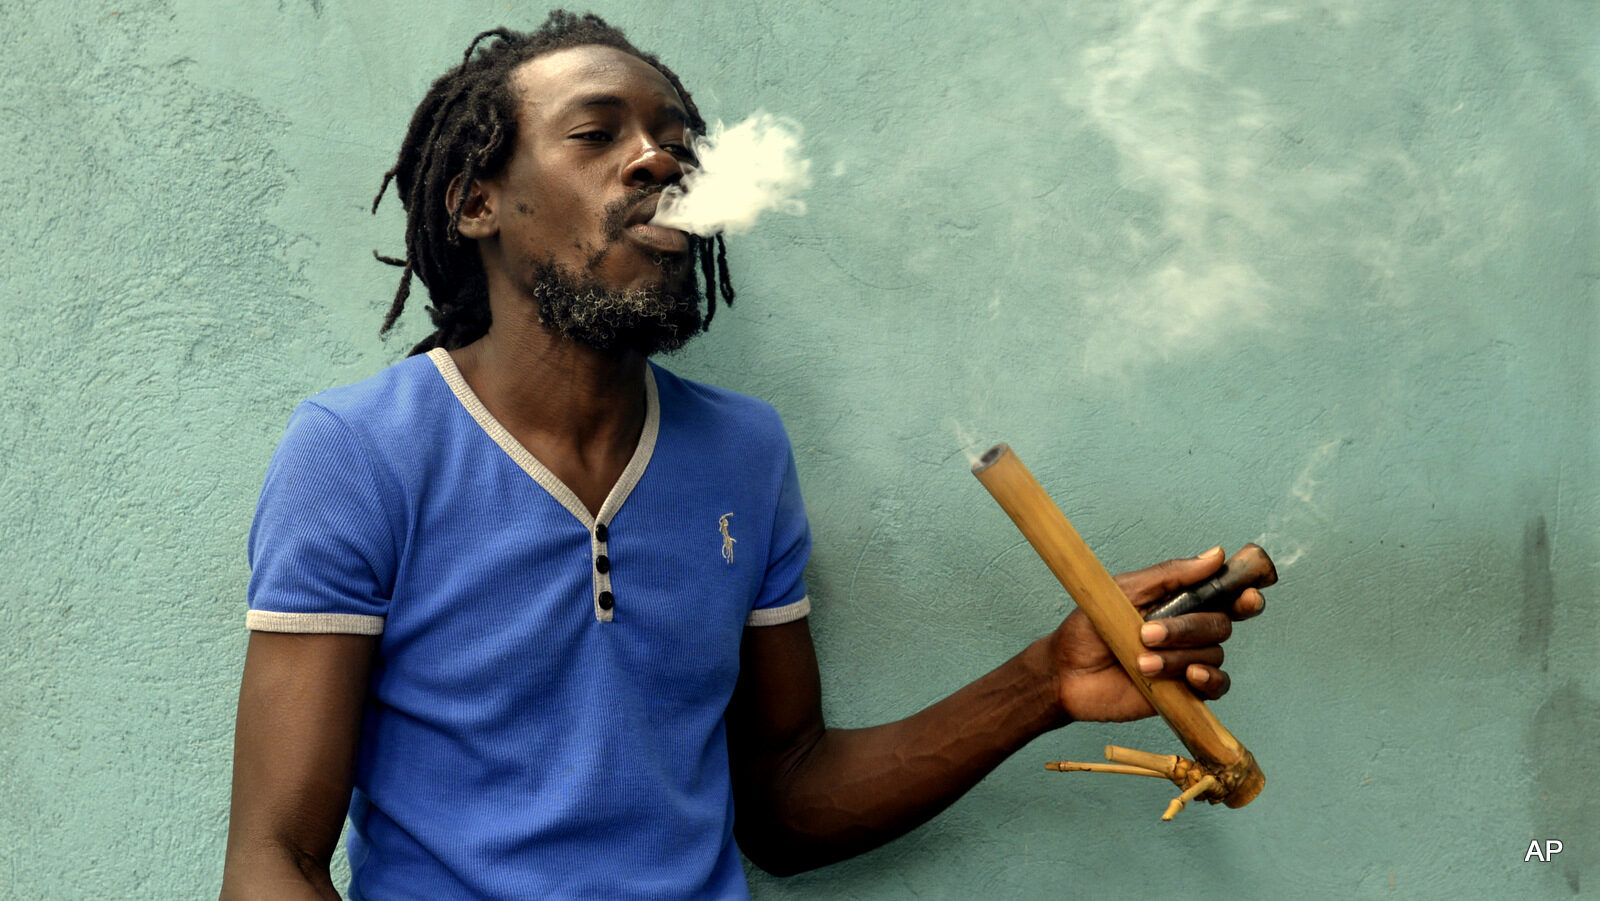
[246,610,385,635]
[746,596,810,627]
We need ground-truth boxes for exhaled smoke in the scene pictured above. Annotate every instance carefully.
[649,113,811,236]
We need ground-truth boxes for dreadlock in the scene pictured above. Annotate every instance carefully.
[372,10,734,356]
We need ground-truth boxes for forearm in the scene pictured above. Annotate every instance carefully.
[739,636,1066,873]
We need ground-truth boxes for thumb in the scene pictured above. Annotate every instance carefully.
[1117,546,1225,606]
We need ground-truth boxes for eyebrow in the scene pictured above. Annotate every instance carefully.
[561,93,690,127]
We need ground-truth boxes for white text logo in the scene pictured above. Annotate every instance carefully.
[1525,839,1564,862]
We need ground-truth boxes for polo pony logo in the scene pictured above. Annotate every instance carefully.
[718,513,736,564]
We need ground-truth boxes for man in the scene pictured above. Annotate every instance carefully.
[221,12,1263,900]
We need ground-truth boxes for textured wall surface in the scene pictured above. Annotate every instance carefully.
[2,1,1595,898]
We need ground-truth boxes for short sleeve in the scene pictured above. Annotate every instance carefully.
[746,439,812,627]
[245,401,399,634]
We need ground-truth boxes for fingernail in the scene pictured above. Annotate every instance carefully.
[1195,546,1222,560]
[1138,653,1161,675]
[1190,666,1210,685]
[1140,623,1167,645]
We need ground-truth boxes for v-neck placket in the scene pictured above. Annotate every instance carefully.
[428,348,659,623]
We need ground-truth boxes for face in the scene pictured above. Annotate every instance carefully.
[461,45,704,354]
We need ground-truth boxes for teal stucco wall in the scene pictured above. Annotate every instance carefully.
[2,1,1595,897]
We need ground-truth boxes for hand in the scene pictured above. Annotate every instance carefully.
[1044,547,1265,724]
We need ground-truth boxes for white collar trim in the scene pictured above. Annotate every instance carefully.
[427,348,659,530]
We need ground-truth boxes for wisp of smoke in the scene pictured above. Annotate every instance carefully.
[944,416,987,466]
[650,112,811,236]
[1255,437,1348,569]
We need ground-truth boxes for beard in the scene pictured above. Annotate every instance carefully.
[528,258,704,356]
[526,194,705,357]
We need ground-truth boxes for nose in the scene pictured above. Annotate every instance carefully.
[622,137,683,188]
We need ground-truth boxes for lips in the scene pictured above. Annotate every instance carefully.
[624,194,689,254]
[627,223,690,254]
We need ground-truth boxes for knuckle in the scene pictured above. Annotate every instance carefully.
[1168,618,1196,644]
[1156,556,1198,585]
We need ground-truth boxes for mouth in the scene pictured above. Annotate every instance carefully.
[624,194,689,255]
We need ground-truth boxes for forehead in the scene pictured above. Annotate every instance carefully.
[510,44,687,124]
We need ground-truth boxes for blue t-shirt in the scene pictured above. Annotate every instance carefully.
[246,349,812,900]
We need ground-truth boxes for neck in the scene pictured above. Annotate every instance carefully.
[448,318,648,456]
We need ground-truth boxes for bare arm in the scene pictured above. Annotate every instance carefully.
[220,632,377,900]
[726,617,1063,875]
[726,549,1264,875]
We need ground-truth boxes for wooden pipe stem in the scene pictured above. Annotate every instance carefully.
[1045,761,1172,779]
[971,443,1264,811]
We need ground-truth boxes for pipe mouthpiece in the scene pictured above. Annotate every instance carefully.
[1144,543,1278,621]
[1232,543,1278,590]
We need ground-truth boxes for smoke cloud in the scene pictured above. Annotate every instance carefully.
[1062,0,1370,377]
[650,112,811,236]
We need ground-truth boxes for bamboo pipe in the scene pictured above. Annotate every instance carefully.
[971,443,1264,812]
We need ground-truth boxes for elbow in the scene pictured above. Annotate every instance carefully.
[742,852,809,878]
[737,831,821,877]
[734,813,854,877]
[220,835,337,899]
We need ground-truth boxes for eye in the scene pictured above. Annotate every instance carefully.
[572,130,612,142]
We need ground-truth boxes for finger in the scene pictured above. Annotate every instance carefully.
[1140,612,1233,649]
[1185,664,1231,700]
[1231,587,1266,621]
[1115,547,1226,606]
[1135,646,1224,679]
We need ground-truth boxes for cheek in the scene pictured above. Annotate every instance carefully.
[506,194,589,258]
[501,160,611,258]
[537,188,606,249]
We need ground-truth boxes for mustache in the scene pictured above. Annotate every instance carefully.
[601,185,667,242]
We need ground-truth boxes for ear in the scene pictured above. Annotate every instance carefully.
[446,174,497,240]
